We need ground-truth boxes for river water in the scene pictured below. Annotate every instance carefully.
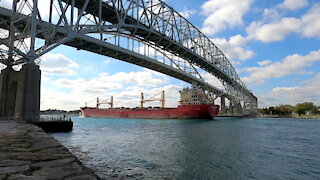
[51,117,320,179]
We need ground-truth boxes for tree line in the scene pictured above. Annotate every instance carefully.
[40,109,80,115]
[259,102,320,116]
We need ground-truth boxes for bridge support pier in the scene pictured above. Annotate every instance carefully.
[228,102,234,115]
[0,67,13,118]
[234,102,243,115]
[0,63,41,121]
[243,103,249,115]
[220,95,227,115]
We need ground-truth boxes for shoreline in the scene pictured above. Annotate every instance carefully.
[0,121,100,179]
[256,114,320,119]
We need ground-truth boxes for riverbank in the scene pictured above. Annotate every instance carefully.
[257,114,320,119]
[0,121,100,179]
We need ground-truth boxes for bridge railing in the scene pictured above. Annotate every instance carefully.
[40,116,72,122]
[0,116,72,122]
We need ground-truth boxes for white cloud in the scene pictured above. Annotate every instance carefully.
[210,35,254,62]
[41,84,183,110]
[300,4,320,38]
[258,74,320,107]
[262,0,308,21]
[271,86,298,92]
[42,68,77,76]
[40,88,78,111]
[201,0,254,35]
[257,60,272,66]
[0,28,8,38]
[54,77,122,93]
[0,0,11,9]
[278,0,309,11]
[54,70,168,95]
[53,70,168,92]
[0,0,56,18]
[201,72,224,90]
[41,69,183,110]
[0,63,6,73]
[0,0,42,15]
[263,7,282,21]
[103,59,111,65]
[247,18,301,42]
[229,34,249,46]
[179,7,197,18]
[106,71,168,87]
[242,49,320,84]
[247,3,320,42]
[40,53,79,76]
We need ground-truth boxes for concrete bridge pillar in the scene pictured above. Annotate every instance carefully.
[0,63,41,121]
[234,102,243,115]
[228,102,234,115]
[220,95,226,115]
[0,67,13,117]
[242,102,248,114]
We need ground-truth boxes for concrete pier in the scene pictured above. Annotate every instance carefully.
[220,95,227,115]
[234,102,243,115]
[0,121,100,179]
[228,102,234,115]
[0,64,41,121]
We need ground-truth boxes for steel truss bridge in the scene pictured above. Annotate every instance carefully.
[0,0,257,119]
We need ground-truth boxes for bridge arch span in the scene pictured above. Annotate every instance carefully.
[0,0,257,120]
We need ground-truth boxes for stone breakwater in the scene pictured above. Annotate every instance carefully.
[0,122,100,180]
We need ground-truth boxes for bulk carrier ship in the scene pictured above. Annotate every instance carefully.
[80,87,220,119]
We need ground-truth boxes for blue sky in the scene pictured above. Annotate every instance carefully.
[1,0,320,110]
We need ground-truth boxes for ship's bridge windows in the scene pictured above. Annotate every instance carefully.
[191,94,199,98]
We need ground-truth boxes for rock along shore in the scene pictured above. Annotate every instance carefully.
[0,121,100,180]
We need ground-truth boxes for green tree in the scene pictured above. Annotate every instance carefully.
[294,102,314,115]
[311,106,320,114]
[275,105,293,115]
[268,106,275,114]
[258,108,269,114]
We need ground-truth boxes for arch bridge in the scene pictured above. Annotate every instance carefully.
[0,0,257,120]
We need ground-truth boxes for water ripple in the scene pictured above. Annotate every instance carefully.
[52,117,320,179]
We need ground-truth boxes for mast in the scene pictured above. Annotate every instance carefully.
[96,97,99,109]
[161,90,165,108]
[140,92,144,108]
[110,96,113,109]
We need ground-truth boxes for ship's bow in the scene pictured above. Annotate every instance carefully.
[208,105,220,118]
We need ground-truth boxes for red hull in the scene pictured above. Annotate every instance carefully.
[81,104,220,119]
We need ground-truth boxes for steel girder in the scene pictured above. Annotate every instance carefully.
[0,0,258,113]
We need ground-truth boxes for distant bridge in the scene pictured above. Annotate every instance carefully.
[0,0,257,120]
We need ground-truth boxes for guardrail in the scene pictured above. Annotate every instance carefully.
[40,116,72,122]
[0,116,71,122]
